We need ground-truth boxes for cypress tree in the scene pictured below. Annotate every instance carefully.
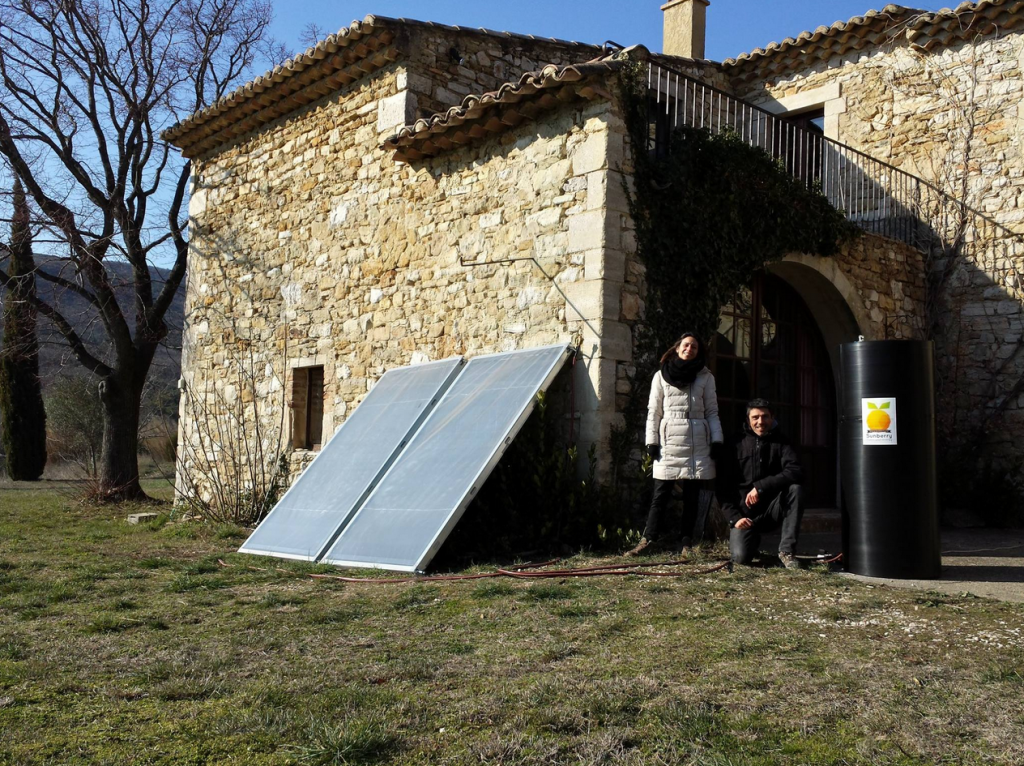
[0,178,47,480]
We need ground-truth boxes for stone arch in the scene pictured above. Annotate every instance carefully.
[768,254,867,384]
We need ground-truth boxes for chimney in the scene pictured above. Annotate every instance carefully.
[661,0,709,59]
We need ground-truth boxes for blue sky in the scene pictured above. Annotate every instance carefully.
[270,1,958,64]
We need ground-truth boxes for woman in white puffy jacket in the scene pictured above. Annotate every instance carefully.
[626,332,724,556]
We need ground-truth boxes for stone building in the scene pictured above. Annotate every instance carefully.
[167,1,1024,515]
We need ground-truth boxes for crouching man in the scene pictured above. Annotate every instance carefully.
[716,399,804,569]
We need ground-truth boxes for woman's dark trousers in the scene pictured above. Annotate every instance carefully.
[643,479,702,543]
[730,484,804,564]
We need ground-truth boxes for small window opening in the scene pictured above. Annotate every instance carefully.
[779,107,826,187]
[292,366,325,450]
[787,108,825,136]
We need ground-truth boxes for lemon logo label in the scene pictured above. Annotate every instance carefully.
[862,398,897,446]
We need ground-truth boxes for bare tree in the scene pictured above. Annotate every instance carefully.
[0,0,282,500]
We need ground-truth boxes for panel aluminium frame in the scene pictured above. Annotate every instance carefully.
[238,357,465,561]
[320,344,573,573]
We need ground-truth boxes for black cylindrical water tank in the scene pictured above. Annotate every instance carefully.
[840,340,940,579]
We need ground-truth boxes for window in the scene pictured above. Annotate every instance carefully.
[292,366,325,450]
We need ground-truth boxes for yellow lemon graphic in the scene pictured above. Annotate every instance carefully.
[866,409,891,431]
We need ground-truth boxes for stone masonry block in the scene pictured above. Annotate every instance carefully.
[377,92,415,134]
[576,356,618,417]
[127,513,159,525]
[583,321,633,362]
[562,279,622,323]
[584,248,626,283]
[568,210,617,254]
[571,130,608,176]
[189,186,208,218]
[587,170,631,214]
[606,130,625,172]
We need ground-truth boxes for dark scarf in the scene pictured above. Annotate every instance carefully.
[661,356,705,389]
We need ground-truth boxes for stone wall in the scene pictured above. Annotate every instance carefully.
[176,62,633,499]
[175,28,955,510]
[733,34,1024,222]
[614,227,927,479]
[733,30,1024,467]
[401,25,602,121]
[829,232,928,341]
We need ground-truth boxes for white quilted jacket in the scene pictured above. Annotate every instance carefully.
[645,367,724,480]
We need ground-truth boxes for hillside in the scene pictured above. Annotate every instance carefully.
[0,258,184,391]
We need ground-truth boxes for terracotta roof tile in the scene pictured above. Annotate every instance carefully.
[383,57,624,163]
[723,0,1024,80]
[162,15,602,158]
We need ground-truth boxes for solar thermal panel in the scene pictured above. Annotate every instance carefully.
[320,344,571,572]
[238,357,464,561]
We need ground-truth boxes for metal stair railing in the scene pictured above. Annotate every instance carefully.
[646,61,1024,279]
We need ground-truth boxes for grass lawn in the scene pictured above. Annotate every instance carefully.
[1,485,1023,765]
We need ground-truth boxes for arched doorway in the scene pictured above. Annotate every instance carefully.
[712,273,838,507]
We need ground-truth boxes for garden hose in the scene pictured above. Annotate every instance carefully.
[219,556,732,586]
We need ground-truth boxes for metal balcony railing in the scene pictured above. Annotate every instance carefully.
[646,62,1024,279]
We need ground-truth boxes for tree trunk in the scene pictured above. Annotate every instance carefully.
[97,369,146,501]
[0,178,47,481]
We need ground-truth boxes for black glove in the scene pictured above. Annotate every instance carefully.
[646,444,662,461]
[710,442,725,463]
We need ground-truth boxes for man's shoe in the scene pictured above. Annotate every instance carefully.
[625,537,659,557]
[779,552,801,570]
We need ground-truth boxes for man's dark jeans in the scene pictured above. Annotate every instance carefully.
[729,484,804,564]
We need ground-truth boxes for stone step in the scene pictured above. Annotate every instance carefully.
[801,508,841,534]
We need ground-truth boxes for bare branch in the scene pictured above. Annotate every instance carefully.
[0,265,112,376]
[0,0,279,495]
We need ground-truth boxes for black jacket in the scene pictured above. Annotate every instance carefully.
[717,421,803,525]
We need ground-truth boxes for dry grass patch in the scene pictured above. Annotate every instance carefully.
[1,487,1023,764]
